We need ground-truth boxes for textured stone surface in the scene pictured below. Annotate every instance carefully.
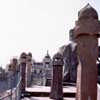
[26,53,33,87]
[78,4,98,20]
[60,43,78,83]
[76,36,98,100]
[74,4,100,100]
[20,52,27,93]
[50,53,63,99]
[74,4,100,38]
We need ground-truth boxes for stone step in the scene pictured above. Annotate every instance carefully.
[23,86,76,98]
[21,97,75,100]
[24,91,75,98]
[26,86,76,93]
[21,84,100,100]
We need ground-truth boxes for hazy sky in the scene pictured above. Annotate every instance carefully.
[0,0,100,68]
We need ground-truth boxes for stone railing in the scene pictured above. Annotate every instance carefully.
[0,72,22,100]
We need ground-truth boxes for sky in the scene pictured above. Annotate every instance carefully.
[0,0,99,68]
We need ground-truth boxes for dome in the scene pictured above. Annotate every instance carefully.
[78,3,98,20]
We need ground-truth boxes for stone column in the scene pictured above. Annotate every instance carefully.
[11,58,18,87]
[74,4,100,100]
[26,52,32,87]
[20,52,27,93]
[50,52,63,100]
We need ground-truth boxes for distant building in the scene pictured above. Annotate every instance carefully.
[32,51,52,86]
[0,66,7,80]
[32,62,45,85]
[32,62,44,77]
[43,51,52,86]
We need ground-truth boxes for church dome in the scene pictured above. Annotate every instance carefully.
[78,4,98,20]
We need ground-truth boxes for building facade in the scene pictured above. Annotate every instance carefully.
[32,51,52,86]
[43,51,52,86]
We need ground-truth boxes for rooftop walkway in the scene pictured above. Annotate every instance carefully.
[21,84,100,100]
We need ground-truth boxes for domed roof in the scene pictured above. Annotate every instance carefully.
[78,3,98,20]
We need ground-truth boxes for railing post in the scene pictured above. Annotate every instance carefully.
[16,72,22,100]
[74,4,100,100]
[20,52,27,94]
[50,52,63,100]
[26,52,32,87]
